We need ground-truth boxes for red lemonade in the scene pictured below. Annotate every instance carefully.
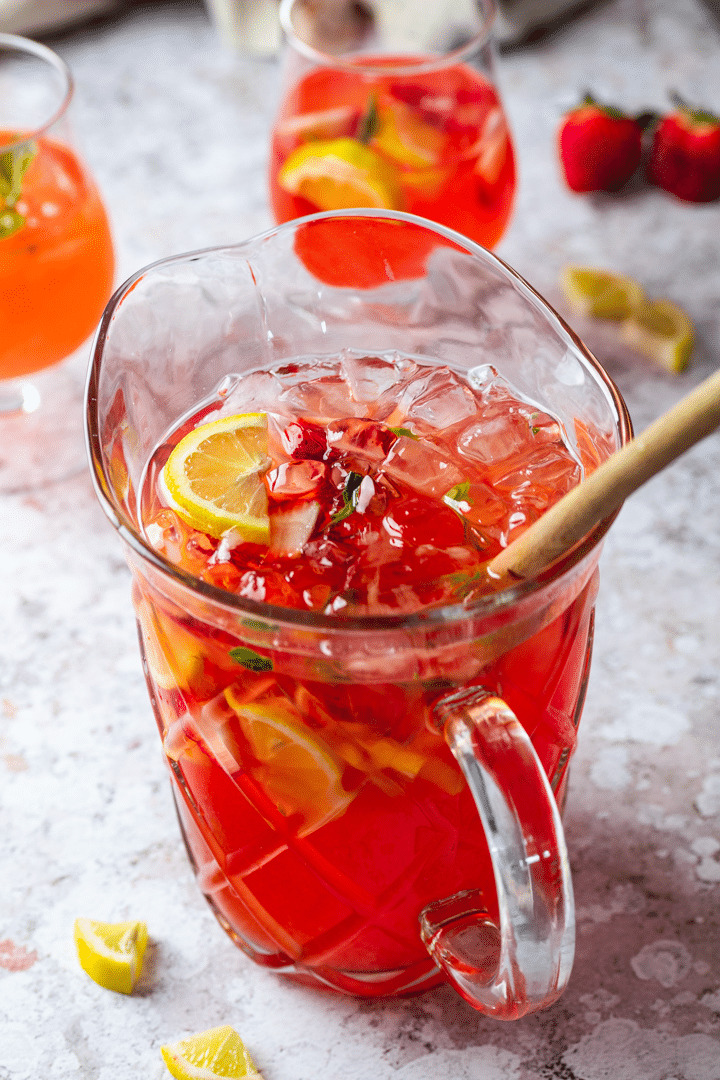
[270,62,516,250]
[133,352,598,995]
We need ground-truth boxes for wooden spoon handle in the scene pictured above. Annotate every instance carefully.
[488,366,720,581]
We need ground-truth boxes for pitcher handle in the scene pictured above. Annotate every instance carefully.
[420,686,575,1019]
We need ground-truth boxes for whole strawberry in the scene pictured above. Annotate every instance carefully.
[559,94,642,192]
[648,97,720,203]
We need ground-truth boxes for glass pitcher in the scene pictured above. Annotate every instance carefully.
[86,210,631,1018]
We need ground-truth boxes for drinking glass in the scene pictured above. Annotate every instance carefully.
[269,0,516,250]
[0,34,114,492]
[86,210,630,1019]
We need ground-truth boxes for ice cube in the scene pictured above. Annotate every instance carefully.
[217,368,289,417]
[456,409,530,468]
[326,417,397,465]
[397,366,478,432]
[279,374,362,420]
[280,417,327,460]
[380,434,465,499]
[265,460,327,501]
[340,351,415,406]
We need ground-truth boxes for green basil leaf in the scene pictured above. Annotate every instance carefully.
[229,646,273,672]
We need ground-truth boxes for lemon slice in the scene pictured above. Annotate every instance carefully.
[371,102,446,169]
[135,596,204,691]
[163,413,270,541]
[224,692,353,832]
[73,918,148,994]
[161,1026,261,1080]
[561,266,646,319]
[278,137,402,210]
[621,297,695,373]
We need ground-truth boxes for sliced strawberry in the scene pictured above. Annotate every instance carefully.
[387,82,493,135]
[269,499,321,556]
[274,105,362,154]
[558,94,642,192]
[647,99,720,203]
[281,418,328,460]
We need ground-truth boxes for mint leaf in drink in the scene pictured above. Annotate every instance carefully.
[330,471,364,525]
[0,206,25,239]
[443,481,472,515]
[357,96,380,144]
[389,426,418,440]
[0,140,37,239]
[229,646,273,672]
[445,568,485,599]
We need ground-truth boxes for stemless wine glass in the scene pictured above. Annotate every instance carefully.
[87,210,632,1019]
[269,0,516,250]
[0,34,114,492]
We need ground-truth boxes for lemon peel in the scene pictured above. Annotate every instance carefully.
[73,918,148,994]
[160,1026,262,1080]
[162,413,270,541]
[278,137,402,210]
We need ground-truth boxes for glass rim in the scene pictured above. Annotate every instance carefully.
[0,32,74,153]
[277,0,498,76]
[85,207,633,636]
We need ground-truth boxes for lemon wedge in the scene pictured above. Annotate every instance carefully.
[278,137,403,210]
[560,266,646,319]
[73,918,148,994]
[161,1026,262,1080]
[224,692,353,832]
[621,297,695,373]
[163,413,270,541]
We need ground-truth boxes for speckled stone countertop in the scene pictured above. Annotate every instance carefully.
[1,1,720,1077]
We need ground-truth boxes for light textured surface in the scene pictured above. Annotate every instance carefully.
[1,1,720,1077]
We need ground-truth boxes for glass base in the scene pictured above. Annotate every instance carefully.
[0,348,89,493]
[209,899,445,999]
[172,785,445,1000]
